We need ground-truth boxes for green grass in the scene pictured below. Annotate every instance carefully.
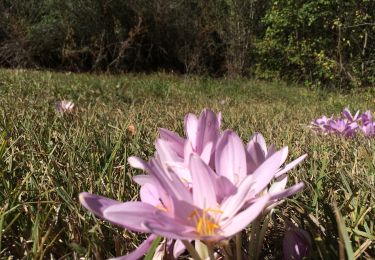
[0,69,374,259]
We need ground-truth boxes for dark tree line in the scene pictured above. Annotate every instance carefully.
[0,0,374,87]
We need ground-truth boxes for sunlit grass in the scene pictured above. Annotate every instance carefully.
[0,69,374,258]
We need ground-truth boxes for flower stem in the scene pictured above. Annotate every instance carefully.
[182,240,202,260]
[236,233,242,260]
[256,213,271,259]
[248,216,262,260]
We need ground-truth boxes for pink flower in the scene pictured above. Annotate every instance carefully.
[342,107,360,122]
[55,100,74,113]
[79,108,306,259]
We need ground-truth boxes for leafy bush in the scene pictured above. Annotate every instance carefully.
[257,0,375,88]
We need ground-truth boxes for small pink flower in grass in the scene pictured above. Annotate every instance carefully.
[283,221,312,260]
[329,119,357,137]
[310,115,333,133]
[342,107,360,122]
[55,100,74,113]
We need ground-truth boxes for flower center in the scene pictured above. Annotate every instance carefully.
[189,208,223,236]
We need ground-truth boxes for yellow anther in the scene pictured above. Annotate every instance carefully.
[189,207,223,236]
[156,204,168,212]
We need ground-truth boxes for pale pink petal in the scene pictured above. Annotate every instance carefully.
[189,154,217,208]
[149,159,192,203]
[246,133,267,170]
[132,174,153,185]
[200,142,213,165]
[159,128,185,157]
[268,175,288,194]
[103,201,156,232]
[185,113,199,149]
[79,192,121,219]
[269,182,305,201]
[249,147,286,196]
[183,140,194,165]
[215,176,237,202]
[109,234,158,260]
[220,173,257,220]
[196,109,220,154]
[173,240,186,258]
[248,133,267,154]
[217,112,222,129]
[128,156,149,171]
[155,139,182,163]
[145,211,196,240]
[275,154,307,178]
[216,130,247,183]
[164,161,192,183]
[266,143,277,158]
[140,183,160,206]
[221,195,269,237]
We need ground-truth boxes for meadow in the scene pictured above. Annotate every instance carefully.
[0,69,374,259]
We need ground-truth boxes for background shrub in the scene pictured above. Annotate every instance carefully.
[0,0,374,88]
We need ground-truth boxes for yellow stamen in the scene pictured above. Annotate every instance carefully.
[189,208,223,236]
[156,204,168,212]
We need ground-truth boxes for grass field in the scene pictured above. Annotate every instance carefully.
[0,69,374,259]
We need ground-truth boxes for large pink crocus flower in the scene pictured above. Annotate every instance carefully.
[81,152,282,241]
[80,147,295,258]
[85,152,281,242]
[80,108,307,259]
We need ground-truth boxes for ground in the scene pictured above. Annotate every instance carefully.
[0,69,374,258]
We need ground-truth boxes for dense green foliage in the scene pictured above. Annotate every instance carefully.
[0,0,374,87]
[258,0,375,88]
[0,69,374,258]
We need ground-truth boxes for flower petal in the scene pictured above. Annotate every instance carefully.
[79,192,120,219]
[196,109,220,154]
[109,234,158,260]
[269,182,305,201]
[103,201,156,232]
[276,154,307,178]
[155,139,182,164]
[128,156,149,171]
[149,159,192,203]
[185,113,199,149]
[221,195,269,237]
[133,174,153,186]
[140,183,160,206]
[249,147,286,195]
[159,128,185,157]
[189,154,217,208]
[145,211,196,240]
[173,240,186,258]
[216,130,247,183]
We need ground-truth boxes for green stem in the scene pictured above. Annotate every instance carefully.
[256,213,271,259]
[182,240,202,260]
[248,217,262,260]
[236,233,242,260]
